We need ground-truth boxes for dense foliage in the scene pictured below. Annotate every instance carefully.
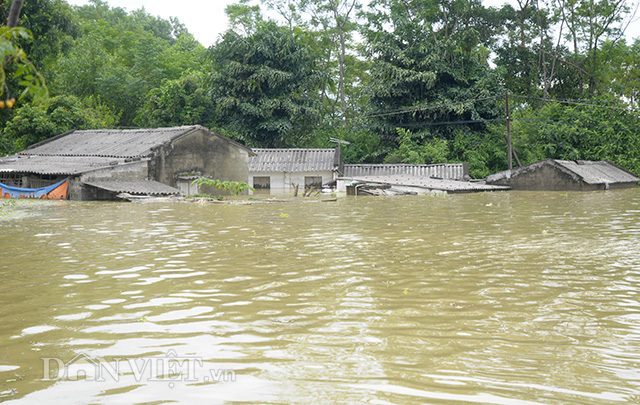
[0,0,639,178]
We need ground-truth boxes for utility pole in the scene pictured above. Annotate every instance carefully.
[505,91,513,170]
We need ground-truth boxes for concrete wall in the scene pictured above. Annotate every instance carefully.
[149,128,250,195]
[70,160,150,200]
[81,160,149,182]
[249,170,334,194]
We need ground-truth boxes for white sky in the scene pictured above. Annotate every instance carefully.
[66,0,638,47]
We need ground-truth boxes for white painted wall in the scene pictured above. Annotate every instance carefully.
[249,170,335,194]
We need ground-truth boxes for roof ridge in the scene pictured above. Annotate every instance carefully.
[251,148,337,151]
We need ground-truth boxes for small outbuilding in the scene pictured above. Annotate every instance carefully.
[485,159,639,191]
[248,148,343,194]
[0,125,254,200]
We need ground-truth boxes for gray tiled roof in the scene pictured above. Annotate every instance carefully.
[555,160,639,184]
[23,126,201,158]
[83,180,181,195]
[344,163,467,180]
[0,155,129,175]
[249,148,340,172]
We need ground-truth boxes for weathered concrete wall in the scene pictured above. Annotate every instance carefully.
[67,176,85,201]
[81,160,149,182]
[69,160,149,201]
[150,129,250,194]
[486,161,590,191]
[249,170,334,194]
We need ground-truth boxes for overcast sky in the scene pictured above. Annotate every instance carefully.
[67,0,638,47]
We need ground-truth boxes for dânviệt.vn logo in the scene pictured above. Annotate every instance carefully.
[41,350,236,386]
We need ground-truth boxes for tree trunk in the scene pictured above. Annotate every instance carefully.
[337,24,348,126]
[7,0,24,28]
[331,0,357,127]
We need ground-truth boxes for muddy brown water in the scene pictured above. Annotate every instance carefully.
[1,190,640,404]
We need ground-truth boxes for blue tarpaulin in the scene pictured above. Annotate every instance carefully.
[0,178,68,198]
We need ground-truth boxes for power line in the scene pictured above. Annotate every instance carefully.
[363,93,639,122]
[510,95,639,111]
[365,95,503,118]
[511,118,640,132]
[351,93,639,132]
[511,95,629,105]
[382,118,506,128]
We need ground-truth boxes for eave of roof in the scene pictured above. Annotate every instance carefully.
[83,180,182,195]
[0,155,131,175]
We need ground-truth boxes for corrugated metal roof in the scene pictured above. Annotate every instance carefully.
[342,175,509,192]
[344,163,467,180]
[83,180,181,195]
[249,148,339,172]
[555,160,639,184]
[23,126,201,158]
[0,155,129,175]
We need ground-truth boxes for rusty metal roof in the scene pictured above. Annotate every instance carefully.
[344,163,468,180]
[0,155,130,175]
[83,180,181,195]
[23,126,200,158]
[249,148,340,172]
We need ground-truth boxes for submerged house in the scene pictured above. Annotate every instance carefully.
[486,159,639,191]
[0,125,254,200]
[248,148,343,193]
[335,163,506,194]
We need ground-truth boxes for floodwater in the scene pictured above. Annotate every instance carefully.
[1,190,640,404]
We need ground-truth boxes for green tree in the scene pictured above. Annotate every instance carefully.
[0,0,49,108]
[48,0,201,126]
[511,98,640,173]
[135,71,214,127]
[0,0,78,74]
[361,0,504,166]
[384,128,449,164]
[225,0,264,36]
[596,38,640,105]
[209,21,324,147]
[0,95,118,154]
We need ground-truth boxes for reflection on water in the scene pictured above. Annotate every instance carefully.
[2,190,640,404]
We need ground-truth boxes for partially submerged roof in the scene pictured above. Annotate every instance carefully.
[249,148,341,173]
[83,180,181,196]
[22,125,253,158]
[554,160,639,184]
[344,163,468,181]
[486,159,639,190]
[0,155,131,175]
[342,175,509,193]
